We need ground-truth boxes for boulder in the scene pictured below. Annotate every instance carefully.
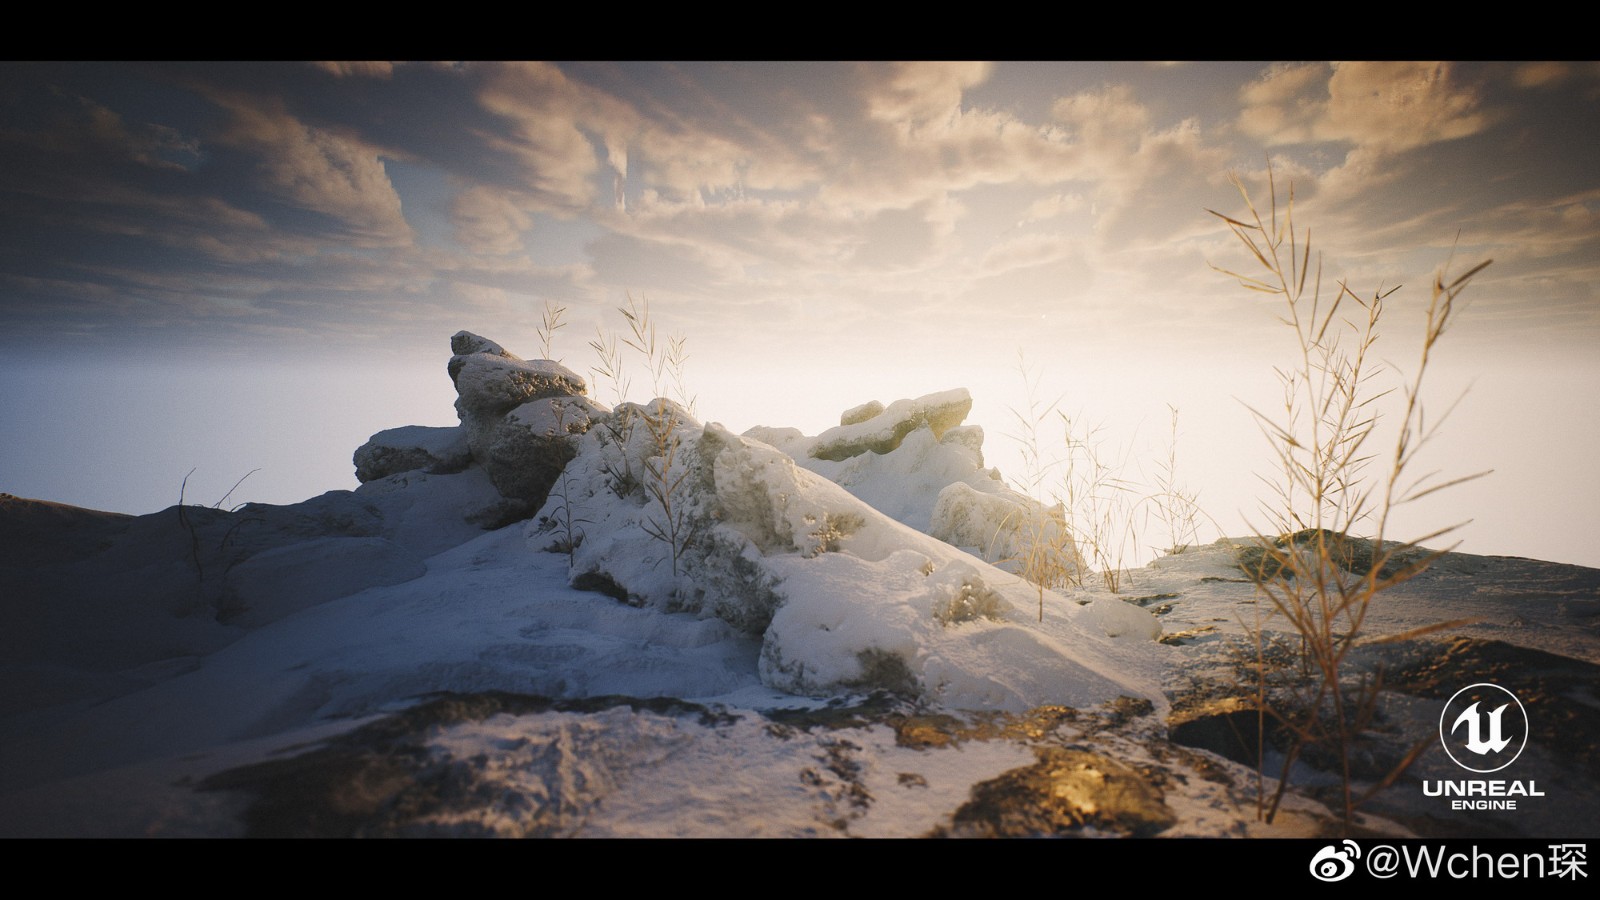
[452,354,588,422]
[443,331,596,509]
[930,481,1082,579]
[840,400,885,427]
[809,388,972,462]
[480,396,604,506]
[353,425,472,483]
[446,330,515,383]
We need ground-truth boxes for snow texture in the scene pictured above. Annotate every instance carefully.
[352,424,471,482]
[807,388,973,461]
[10,334,1593,838]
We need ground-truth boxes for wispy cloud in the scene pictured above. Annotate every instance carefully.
[202,88,412,247]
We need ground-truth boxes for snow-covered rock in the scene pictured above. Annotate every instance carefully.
[801,424,998,533]
[352,425,471,483]
[839,400,885,426]
[451,354,587,421]
[352,332,608,526]
[532,404,1160,710]
[747,392,1080,576]
[931,480,1084,578]
[480,395,604,506]
[808,388,973,461]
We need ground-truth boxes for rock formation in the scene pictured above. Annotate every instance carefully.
[354,330,601,520]
[808,388,973,462]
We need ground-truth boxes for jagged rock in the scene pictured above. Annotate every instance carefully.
[452,354,588,422]
[353,425,472,483]
[446,330,515,383]
[809,389,972,462]
[479,396,603,506]
[840,400,884,427]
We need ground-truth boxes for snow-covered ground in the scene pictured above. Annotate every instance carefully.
[3,333,1597,838]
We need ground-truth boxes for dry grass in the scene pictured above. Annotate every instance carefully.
[1211,162,1490,830]
[1003,354,1211,612]
[618,294,701,578]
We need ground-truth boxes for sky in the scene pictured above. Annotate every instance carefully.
[3,61,1599,567]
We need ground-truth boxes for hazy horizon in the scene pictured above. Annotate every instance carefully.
[3,61,1597,568]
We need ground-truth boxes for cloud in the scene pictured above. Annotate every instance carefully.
[1050,83,1151,157]
[0,89,202,186]
[865,61,994,132]
[204,89,413,247]
[1018,192,1086,225]
[979,232,1078,275]
[473,62,628,212]
[584,231,733,296]
[846,196,959,270]
[309,61,395,79]
[451,184,534,256]
[1239,61,1492,155]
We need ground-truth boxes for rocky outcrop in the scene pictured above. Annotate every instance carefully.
[839,400,885,427]
[451,355,588,422]
[480,396,604,505]
[355,331,603,523]
[353,426,472,483]
[809,389,973,462]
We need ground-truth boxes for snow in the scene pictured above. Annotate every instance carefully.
[806,387,972,462]
[452,354,586,414]
[532,405,1161,709]
[361,424,469,458]
[4,354,1598,838]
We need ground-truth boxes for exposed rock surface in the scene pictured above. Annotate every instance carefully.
[839,400,884,427]
[355,331,602,522]
[445,330,513,381]
[946,745,1177,837]
[352,425,471,483]
[451,353,587,423]
[480,396,603,505]
[808,388,972,462]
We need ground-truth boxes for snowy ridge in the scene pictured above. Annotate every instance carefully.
[533,403,1161,711]
[5,331,1598,838]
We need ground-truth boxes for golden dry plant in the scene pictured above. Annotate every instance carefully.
[1003,353,1201,611]
[1210,163,1491,829]
[1002,354,1085,620]
[618,294,701,577]
[537,300,567,362]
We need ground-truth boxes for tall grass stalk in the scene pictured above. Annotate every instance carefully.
[617,293,701,578]
[1145,405,1205,556]
[1003,354,1199,607]
[1211,163,1490,830]
[1003,354,1081,619]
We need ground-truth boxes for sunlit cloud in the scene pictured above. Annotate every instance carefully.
[451,184,535,256]
[309,61,395,79]
[1239,61,1492,156]
[1018,191,1087,225]
[864,61,994,132]
[472,61,631,212]
[202,88,413,247]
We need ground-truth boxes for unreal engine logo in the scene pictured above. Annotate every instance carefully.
[1440,682,1528,773]
[1424,682,1545,811]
